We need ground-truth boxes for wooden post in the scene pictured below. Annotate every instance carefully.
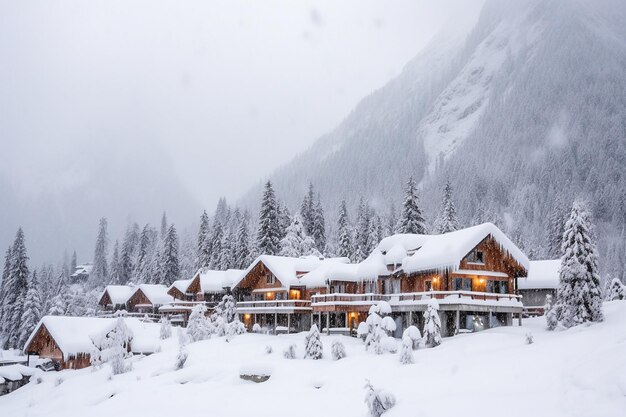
[455,310,460,335]
[287,313,291,334]
[326,312,330,335]
[518,313,522,326]
[274,312,278,333]
[409,310,413,326]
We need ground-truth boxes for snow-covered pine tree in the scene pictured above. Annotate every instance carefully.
[355,198,373,261]
[175,328,188,370]
[283,343,296,359]
[208,221,224,269]
[433,181,459,234]
[364,380,396,417]
[110,240,121,285]
[18,270,42,348]
[607,277,626,300]
[367,213,383,253]
[158,225,180,285]
[402,325,421,349]
[92,318,133,375]
[70,250,77,275]
[91,217,109,288]
[233,213,252,269]
[280,214,316,257]
[336,200,354,260]
[257,181,282,256]
[544,294,558,331]
[399,336,414,364]
[422,299,442,347]
[160,211,168,240]
[178,232,196,281]
[196,210,211,269]
[386,203,398,236]
[0,246,12,333]
[331,339,346,360]
[159,316,172,339]
[133,224,157,283]
[304,323,323,359]
[397,176,427,234]
[311,194,326,253]
[3,228,29,349]
[546,198,567,258]
[47,294,68,316]
[300,182,315,236]
[187,304,211,342]
[555,201,603,327]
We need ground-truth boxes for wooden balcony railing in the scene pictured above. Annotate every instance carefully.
[311,291,522,305]
[236,299,311,310]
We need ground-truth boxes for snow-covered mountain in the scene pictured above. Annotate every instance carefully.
[247,0,626,273]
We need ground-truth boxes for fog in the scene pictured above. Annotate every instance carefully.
[0,0,482,264]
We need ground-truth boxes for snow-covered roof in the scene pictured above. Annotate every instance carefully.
[376,234,430,265]
[299,262,364,287]
[234,255,350,289]
[137,284,174,305]
[169,278,193,294]
[24,316,161,359]
[518,260,560,290]
[401,223,529,274]
[196,268,245,293]
[100,285,135,305]
[71,263,93,277]
[0,364,37,382]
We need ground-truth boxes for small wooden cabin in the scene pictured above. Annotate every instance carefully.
[126,284,174,314]
[98,285,134,311]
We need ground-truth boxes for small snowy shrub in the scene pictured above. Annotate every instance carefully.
[357,322,368,341]
[91,318,133,375]
[608,277,626,301]
[364,380,396,417]
[252,323,262,333]
[402,325,421,349]
[54,377,63,387]
[187,304,211,342]
[423,299,442,348]
[331,340,346,360]
[525,332,534,345]
[36,376,43,384]
[283,344,296,359]
[399,336,414,365]
[226,319,247,342]
[175,329,188,370]
[381,336,397,354]
[265,345,273,354]
[159,316,172,340]
[304,324,323,360]
[380,316,396,336]
[544,294,558,331]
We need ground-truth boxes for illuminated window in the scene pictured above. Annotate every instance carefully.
[424,280,432,291]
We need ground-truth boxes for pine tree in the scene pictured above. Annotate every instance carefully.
[233,213,252,269]
[544,294,558,330]
[91,217,109,288]
[423,299,442,347]
[160,316,172,339]
[331,340,346,360]
[547,199,567,258]
[433,181,459,234]
[0,246,12,332]
[110,241,121,285]
[160,211,168,240]
[386,203,398,236]
[304,323,323,359]
[300,182,315,236]
[280,214,317,258]
[208,221,225,269]
[119,238,133,285]
[18,270,42,348]
[257,181,282,256]
[336,200,353,260]
[196,211,211,269]
[554,201,603,328]
[4,228,29,349]
[399,336,414,364]
[158,225,180,285]
[311,194,326,253]
[364,380,396,417]
[355,198,372,261]
[133,224,155,283]
[70,250,77,274]
[178,232,196,281]
[398,177,427,234]
[187,304,211,342]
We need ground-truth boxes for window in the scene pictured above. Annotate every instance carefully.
[466,249,485,264]
[453,278,472,291]
[266,273,275,284]
[486,280,509,294]
[424,280,432,292]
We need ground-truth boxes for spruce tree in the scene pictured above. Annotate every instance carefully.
[110,240,121,285]
[233,213,252,269]
[133,224,155,283]
[159,225,180,285]
[311,194,326,253]
[398,177,427,234]
[208,221,224,269]
[422,299,442,347]
[355,198,372,261]
[119,236,134,285]
[257,181,282,256]
[70,250,77,274]
[19,270,42,348]
[0,246,12,344]
[5,228,29,348]
[336,200,353,260]
[547,199,567,258]
[196,210,211,269]
[91,217,109,288]
[554,201,603,328]
[300,182,315,236]
[160,211,168,240]
[386,203,398,236]
[280,214,317,258]
[433,181,459,234]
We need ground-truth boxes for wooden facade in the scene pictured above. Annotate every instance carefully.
[24,324,91,370]
[126,288,156,313]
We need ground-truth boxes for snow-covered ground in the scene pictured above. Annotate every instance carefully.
[3,302,626,417]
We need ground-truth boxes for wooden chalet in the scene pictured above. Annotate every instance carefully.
[24,316,161,370]
[126,284,174,316]
[310,223,530,337]
[98,285,135,312]
[518,259,560,316]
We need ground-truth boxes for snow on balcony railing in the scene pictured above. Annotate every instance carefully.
[236,299,311,310]
[311,291,522,306]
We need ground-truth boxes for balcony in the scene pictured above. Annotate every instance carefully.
[236,299,311,314]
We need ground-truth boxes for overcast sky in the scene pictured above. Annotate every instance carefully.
[0,0,481,207]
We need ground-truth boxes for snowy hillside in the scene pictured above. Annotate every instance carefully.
[247,0,626,273]
[3,301,626,417]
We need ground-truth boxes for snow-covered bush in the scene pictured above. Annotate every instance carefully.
[187,304,211,342]
[380,316,396,336]
[525,332,534,344]
[364,380,396,417]
[381,336,397,354]
[399,336,414,364]
[544,294,558,331]
[304,324,323,359]
[364,302,390,353]
[212,294,238,336]
[265,345,273,354]
[159,316,172,340]
[252,323,262,333]
[175,329,188,370]
[225,319,246,342]
[607,277,626,301]
[402,325,421,349]
[423,299,442,348]
[91,318,133,375]
[357,322,369,341]
[331,340,346,360]
[283,344,296,359]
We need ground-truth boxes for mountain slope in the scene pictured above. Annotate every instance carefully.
[247,0,626,274]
